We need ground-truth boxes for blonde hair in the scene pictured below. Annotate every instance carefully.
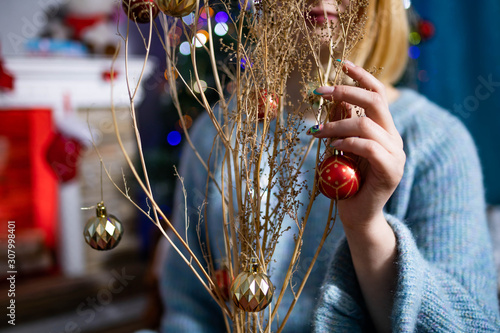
[352,0,410,85]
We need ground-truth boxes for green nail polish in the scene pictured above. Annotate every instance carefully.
[313,89,323,96]
[335,59,342,63]
[309,124,322,134]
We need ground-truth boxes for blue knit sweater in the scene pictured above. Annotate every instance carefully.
[159,89,500,332]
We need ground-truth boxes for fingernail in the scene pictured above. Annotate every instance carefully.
[344,60,355,67]
[307,124,323,135]
[313,86,335,95]
[336,59,355,68]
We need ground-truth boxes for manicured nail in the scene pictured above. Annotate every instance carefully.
[313,86,335,95]
[336,59,355,68]
[344,60,355,67]
[307,124,323,135]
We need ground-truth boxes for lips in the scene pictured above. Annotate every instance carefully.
[307,8,338,24]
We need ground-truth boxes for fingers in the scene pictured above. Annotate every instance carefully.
[313,61,397,134]
[313,61,385,97]
[331,137,405,186]
[315,85,396,134]
[307,117,402,152]
[308,60,405,169]
[329,101,352,122]
[338,60,386,96]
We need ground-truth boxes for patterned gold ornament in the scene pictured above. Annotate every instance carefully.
[156,0,197,17]
[230,258,274,312]
[83,202,124,251]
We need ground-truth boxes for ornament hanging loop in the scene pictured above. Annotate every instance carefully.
[96,201,107,218]
[250,257,259,274]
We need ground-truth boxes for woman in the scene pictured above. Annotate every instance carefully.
[159,0,500,332]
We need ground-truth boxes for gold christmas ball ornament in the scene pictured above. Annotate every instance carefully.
[84,202,124,251]
[230,258,274,312]
[155,0,197,17]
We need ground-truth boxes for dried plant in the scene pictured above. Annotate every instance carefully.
[108,0,369,331]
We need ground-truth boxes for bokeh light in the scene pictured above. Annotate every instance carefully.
[168,26,182,46]
[409,32,421,45]
[200,7,214,20]
[164,67,179,81]
[193,31,208,48]
[418,70,430,82]
[240,57,252,70]
[215,11,229,23]
[408,45,420,59]
[182,13,195,25]
[214,23,229,36]
[179,41,191,55]
[176,115,193,132]
[199,30,209,41]
[418,20,435,40]
[193,80,208,93]
[167,131,182,146]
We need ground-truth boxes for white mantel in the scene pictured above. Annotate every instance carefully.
[0,55,151,115]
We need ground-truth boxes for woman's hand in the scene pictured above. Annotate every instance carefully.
[308,60,406,232]
[307,60,404,332]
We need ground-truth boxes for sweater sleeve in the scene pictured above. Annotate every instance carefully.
[389,116,500,332]
[314,115,500,332]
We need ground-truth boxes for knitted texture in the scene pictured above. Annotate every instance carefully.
[159,89,500,332]
[313,89,500,332]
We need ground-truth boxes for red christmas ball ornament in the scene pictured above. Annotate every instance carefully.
[122,0,159,24]
[316,151,361,200]
[214,268,230,301]
[250,90,279,120]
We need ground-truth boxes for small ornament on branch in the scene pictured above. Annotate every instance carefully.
[122,0,159,24]
[316,150,361,200]
[230,258,274,312]
[214,265,231,301]
[83,202,124,251]
[156,0,197,18]
[250,89,279,121]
